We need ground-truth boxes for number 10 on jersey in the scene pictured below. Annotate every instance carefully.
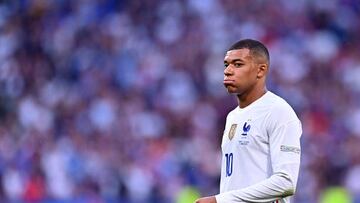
[225,153,233,177]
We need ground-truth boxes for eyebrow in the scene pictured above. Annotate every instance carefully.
[224,59,245,63]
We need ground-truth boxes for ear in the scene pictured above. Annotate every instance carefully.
[257,64,268,79]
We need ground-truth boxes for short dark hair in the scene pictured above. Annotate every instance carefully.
[228,39,270,64]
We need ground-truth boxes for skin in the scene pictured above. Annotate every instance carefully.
[195,196,217,203]
[194,48,269,203]
[223,48,268,108]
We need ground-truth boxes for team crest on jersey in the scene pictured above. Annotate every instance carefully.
[228,124,237,140]
[241,122,251,136]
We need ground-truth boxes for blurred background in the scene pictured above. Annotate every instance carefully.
[0,0,360,202]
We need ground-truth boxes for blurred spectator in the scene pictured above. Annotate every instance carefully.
[0,0,359,202]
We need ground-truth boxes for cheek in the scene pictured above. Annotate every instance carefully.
[246,69,259,80]
[235,70,257,86]
[234,69,250,80]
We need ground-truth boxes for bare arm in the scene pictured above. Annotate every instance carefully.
[195,196,217,203]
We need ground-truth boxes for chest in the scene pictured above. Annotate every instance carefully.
[221,116,269,152]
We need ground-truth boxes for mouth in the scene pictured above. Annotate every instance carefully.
[223,79,235,85]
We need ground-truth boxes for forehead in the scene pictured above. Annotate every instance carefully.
[224,48,252,62]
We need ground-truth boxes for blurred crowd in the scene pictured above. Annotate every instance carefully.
[0,0,360,202]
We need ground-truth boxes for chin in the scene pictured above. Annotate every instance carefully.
[225,87,238,94]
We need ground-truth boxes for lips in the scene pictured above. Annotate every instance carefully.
[223,79,235,85]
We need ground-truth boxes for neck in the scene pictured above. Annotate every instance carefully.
[237,85,267,108]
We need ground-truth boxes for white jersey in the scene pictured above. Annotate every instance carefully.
[215,91,302,203]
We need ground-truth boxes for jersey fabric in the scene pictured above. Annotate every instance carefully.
[215,91,302,203]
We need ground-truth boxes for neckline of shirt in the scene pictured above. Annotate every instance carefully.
[236,91,272,112]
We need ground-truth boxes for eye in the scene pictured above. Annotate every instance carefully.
[224,63,229,68]
[234,63,243,67]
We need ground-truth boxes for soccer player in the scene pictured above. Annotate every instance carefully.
[195,39,302,203]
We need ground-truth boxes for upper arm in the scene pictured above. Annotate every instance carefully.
[268,105,302,188]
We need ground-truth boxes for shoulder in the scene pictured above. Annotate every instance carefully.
[226,107,239,121]
[266,92,300,124]
[264,92,302,137]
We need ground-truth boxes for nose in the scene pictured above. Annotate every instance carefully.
[224,65,233,76]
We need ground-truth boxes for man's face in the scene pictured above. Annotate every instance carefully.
[223,48,259,94]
